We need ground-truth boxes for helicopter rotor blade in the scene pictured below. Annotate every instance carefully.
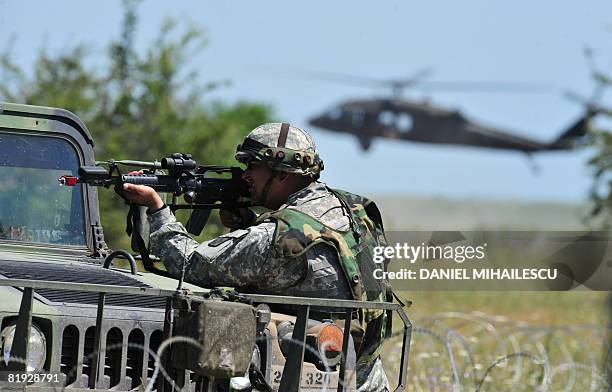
[257,66,439,90]
[257,66,390,88]
[413,81,556,93]
[257,65,556,94]
[564,82,610,116]
[385,67,436,96]
[408,66,435,82]
[564,90,589,105]
[384,67,435,88]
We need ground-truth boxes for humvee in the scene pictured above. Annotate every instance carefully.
[0,102,411,391]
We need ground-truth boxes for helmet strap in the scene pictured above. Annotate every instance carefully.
[258,170,277,207]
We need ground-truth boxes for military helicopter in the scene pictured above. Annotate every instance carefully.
[306,68,601,152]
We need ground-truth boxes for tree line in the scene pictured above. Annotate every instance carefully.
[0,1,273,249]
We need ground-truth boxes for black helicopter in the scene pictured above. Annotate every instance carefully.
[306,69,601,152]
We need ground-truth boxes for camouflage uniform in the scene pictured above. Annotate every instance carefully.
[148,182,350,295]
[148,181,390,391]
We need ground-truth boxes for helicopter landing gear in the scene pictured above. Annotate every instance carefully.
[358,136,372,151]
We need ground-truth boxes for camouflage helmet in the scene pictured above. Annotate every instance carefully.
[235,122,324,178]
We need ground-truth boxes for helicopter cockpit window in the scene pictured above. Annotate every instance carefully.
[378,110,395,127]
[327,107,343,120]
[351,109,365,128]
[395,113,413,133]
[0,132,86,246]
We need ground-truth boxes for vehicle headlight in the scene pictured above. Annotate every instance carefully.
[1,323,47,372]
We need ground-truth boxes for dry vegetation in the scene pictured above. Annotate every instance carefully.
[382,291,610,391]
[374,197,610,390]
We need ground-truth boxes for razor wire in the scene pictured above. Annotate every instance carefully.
[2,311,610,391]
[1,330,340,392]
[382,311,611,392]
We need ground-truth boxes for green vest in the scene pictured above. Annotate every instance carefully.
[256,188,392,362]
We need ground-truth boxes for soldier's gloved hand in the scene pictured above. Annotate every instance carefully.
[219,208,255,230]
[122,183,165,212]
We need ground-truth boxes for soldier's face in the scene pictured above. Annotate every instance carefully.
[242,160,275,204]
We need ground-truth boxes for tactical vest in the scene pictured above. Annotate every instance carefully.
[255,188,392,363]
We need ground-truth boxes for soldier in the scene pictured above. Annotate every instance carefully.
[122,123,391,391]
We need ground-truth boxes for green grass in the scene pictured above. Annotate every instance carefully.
[401,291,608,325]
[382,291,610,391]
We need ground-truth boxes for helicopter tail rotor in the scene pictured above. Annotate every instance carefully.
[548,114,593,150]
[551,80,609,150]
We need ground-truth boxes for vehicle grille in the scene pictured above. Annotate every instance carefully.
[105,328,123,387]
[147,330,164,380]
[0,259,166,309]
[60,325,79,385]
[82,326,96,383]
[60,324,165,390]
[127,330,145,389]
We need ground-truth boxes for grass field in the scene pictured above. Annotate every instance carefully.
[402,291,608,324]
[375,195,591,231]
[372,197,609,390]
[381,291,610,391]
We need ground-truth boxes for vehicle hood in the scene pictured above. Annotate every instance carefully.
[0,247,205,314]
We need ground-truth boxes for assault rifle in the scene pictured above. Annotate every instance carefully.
[60,153,250,277]
[59,153,250,236]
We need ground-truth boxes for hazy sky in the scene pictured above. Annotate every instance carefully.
[2,0,611,202]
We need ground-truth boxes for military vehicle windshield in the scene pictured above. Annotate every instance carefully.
[0,132,85,246]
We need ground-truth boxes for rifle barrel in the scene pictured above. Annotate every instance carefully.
[106,159,163,169]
